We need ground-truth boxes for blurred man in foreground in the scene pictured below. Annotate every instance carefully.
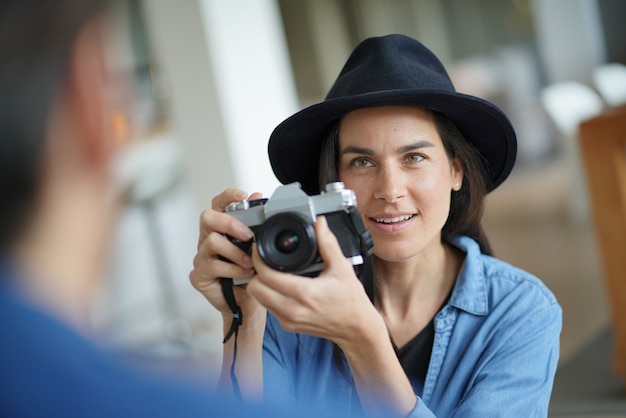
[0,1,301,416]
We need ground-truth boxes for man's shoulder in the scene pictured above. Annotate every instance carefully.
[0,285,291,418]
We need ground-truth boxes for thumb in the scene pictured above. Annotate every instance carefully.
[315,216,346,267]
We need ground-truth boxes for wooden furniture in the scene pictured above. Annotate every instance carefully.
[579,105,626,387]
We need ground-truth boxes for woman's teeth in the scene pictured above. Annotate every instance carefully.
[374,215,413,224]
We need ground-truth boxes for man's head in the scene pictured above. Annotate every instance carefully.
[0,0,111,253]
[0,0,133,320]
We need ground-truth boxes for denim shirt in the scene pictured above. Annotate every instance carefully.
[263,236,562,417]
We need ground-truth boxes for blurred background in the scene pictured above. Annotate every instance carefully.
[91,0,626,416]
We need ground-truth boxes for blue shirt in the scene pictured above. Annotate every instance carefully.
[0,264,309,418]
[263,236,562,417]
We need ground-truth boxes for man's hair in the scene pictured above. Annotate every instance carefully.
[0,0,107,252]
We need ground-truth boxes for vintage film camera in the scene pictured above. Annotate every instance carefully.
[225,182,374,284]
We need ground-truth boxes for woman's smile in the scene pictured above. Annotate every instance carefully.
[368,213,416,233]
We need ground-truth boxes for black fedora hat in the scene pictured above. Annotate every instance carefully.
[268,34,517,195]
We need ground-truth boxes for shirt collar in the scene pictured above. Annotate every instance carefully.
[447,236,489,316]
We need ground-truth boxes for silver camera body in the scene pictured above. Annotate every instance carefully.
[225,182,373,284]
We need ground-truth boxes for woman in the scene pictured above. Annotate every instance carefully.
[191,34,561,417]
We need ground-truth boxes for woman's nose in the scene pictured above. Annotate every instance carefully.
[373,165,406,202]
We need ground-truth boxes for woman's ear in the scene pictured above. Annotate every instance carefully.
[451,155,464,191]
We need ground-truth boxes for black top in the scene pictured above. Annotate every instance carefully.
[395,320,435,397]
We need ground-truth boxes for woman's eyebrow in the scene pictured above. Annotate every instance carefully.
[397,140,435,153]
[341,145,374,156]
[341,140,435,156]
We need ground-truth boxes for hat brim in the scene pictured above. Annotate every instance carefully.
[268,89,517,195]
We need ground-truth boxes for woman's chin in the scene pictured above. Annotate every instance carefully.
[373,246,417,263]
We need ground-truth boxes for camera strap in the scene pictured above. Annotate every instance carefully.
[358,255,375,304]
[220,278,243,400]
[221,278,242,343]
[347,206,376,304]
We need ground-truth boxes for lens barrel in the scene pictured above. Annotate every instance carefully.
[256,212,317,272]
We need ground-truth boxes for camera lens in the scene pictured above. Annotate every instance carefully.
[257,212,317,272]
[275,230,300,253]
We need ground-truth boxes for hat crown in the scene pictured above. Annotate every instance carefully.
[326,34,455,100]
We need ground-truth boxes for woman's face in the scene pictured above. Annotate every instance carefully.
[337,106,463,263]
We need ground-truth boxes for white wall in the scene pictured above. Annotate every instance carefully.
[94,0,300,371]
[532,0,606,84]
[143,0,297,209]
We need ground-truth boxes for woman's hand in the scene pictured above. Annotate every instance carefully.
[190,188,267,400]
[248,216,417,416]
[190,188,265,324]
[246,215,382,346]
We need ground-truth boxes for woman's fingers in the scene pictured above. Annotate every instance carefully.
[247,274,315,334]
[197,208,254,250]
[314,216,348,268]
[211,188,248,211]
[192,188,258,302]
[249,244,305,295]
[248,191,264,202]
[200,188,262,248]
[197,233,253,277]
[211,188,264,211]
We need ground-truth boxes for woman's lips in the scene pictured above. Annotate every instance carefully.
[368,214,415,233]
[372,214,414,223]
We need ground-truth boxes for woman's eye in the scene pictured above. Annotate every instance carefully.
[406,154,425,163]
[351,158,372,168]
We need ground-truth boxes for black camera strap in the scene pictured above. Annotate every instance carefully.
[221,278,242,343]
[220,278,243,400]
[347,206,376,304]
[358,255,375,304]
